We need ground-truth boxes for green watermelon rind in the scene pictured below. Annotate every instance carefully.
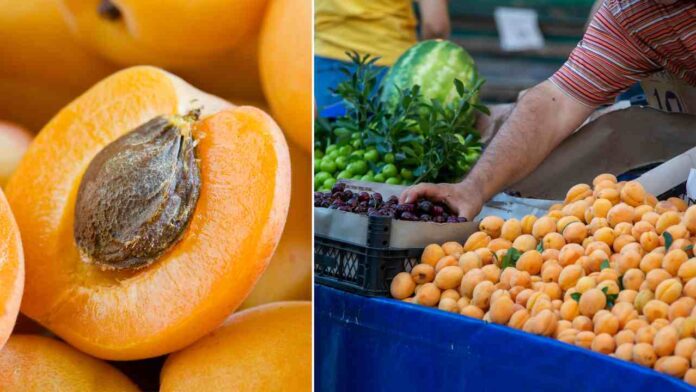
[381,40,479,109]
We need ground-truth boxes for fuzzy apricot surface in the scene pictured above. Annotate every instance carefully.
[0,188,23,349]
[161,301,311,391]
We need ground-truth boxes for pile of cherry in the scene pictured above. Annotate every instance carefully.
[314,183,467,223]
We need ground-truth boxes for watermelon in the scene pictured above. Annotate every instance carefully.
[380,40,479,109]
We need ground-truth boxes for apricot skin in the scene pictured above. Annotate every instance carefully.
[161,302,310,392]
[0,335,137,391]
[390,272,416,299]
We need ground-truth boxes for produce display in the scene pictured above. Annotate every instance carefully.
[391,175,696,386]
[314,41,487,191]
[314,182,467,222]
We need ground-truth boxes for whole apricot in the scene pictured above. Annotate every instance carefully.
[523,309,557,336]
[684,206,696,234]
[411,264,435,284]
[532,217,556,240]
[435,255,458,272]
[575,331,595,349]
[559,264,585,291]
[655,278,683,304]
[640,251,662,272]
[579,288,606,317]
[594,311,619,335]
[646,269,672,291]
[559,243,585,266]
[512,234,537,252]
[566,183,593,204]
[593,227,615,247]
[685,369,696,387]
[563,202,589,222]
[588,217,610,234]
[474,248,495,265]
[490,296,515,324]
[575,276,597,293]
[632,343,657,367]
[460,305,484,319]
[390,272,416,299]
[458,252,482,273]
[573,315,593,332]
[557,328,578,344]
[460,268,486,298]
[652,318,670,330]
[434,266,464,290]
[542,261,562,282]
[509,270,531,288]
[542,232,566,251]
[464,231,491,251]
[520,215,537,235]
[441,289,461,302]
[618,289,638,304]
[592,333,616,354]
[515,250,542,275]
[421,244,445,266]
[501,219,522,242]
[642,211,661,227]
[488,238,512,253]
[457,297,470,310]
[560,300,579,321]
[438,297,459,313]
[675,337,696,359]
[669,297,696,321]
[625,319,649,333]
[684,279,696,299]
[620,181,646,207]
[442,241,464,257]
[416,283,441,307]
[636,325,658,344]
[643,300,670,322]
[612,302,638,328]
[608,203,634,228]
[592,198,613,220]
[615,330,635,346]
[481,264,501,283]
[471,281,496,310]
[663,249,688,276]
[634,290,655,313]
[480,216,504,238]
[657,211,681,234]
[654,356,689,378]
[615,343,634,361]
[622,269,645,291]
[508,308,530,329]
[562,222,588,244]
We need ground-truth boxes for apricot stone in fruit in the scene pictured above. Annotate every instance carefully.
[390,272,416,299]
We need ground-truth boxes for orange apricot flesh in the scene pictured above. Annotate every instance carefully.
[5,66,290,360]
[0,188,24,349]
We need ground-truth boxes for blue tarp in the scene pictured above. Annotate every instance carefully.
[315,284,694,392]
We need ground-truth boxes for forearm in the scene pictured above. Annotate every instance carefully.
[460,81,594,202]
[419,0,450,39]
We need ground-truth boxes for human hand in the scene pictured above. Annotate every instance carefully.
[399,182,484,221]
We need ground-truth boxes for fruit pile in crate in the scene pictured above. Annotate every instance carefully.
[391,174,696,386]
[314,40,488,191]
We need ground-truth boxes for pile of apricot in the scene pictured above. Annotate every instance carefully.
[391,174,696,386]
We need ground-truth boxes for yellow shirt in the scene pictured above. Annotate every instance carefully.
[315,0,418,66]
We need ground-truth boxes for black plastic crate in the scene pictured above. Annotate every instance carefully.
[314,215,422,297]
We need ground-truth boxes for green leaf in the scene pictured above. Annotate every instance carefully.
[686,244,693,252]
[454,79,465,97]
[453,134,467,145]
[606,293,619,308]
[501,248,522,270]
[570,292,581,302]
[536,242,543,252]
[491,251,499,264]
[600,259,610,270]
[663,231,673,251]
[601,286,609,295]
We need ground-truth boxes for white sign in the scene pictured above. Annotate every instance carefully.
[494,7,545,52]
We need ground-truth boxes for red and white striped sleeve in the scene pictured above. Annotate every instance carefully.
[549,2,662,107]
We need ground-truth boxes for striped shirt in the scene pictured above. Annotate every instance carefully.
[550,0,696,106]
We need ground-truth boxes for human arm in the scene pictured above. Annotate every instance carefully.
[418,0,450,39]
[400,80,595,219]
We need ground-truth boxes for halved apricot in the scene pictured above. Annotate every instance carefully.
[0,334,138,391]
[57,0,267,68]
[5,66,291,360]
[260,0,312,151]
[0,188,24,349]
[161,301,311,391]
